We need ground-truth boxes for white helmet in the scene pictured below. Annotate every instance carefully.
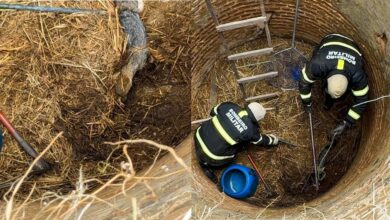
[248,102,266,121]
[327,74,348,99]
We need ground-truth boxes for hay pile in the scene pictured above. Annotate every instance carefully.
[0,0,190,201]
[192,37,361,206]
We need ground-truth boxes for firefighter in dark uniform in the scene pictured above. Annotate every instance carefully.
[299,34,369,135]
[194,102,279,183]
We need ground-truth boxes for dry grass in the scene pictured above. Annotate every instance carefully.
[0,1,123,199]
[192,36,362,206]
[0,0,191,212]
[1,134,189,220]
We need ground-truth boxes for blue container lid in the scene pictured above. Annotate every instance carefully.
[220,164,259,199]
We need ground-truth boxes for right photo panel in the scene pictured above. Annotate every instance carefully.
[191,0,389,219]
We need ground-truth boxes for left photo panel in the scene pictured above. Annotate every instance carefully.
[0,1,192,219]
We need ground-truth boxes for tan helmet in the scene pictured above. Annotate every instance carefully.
[327,74,348,99]
[248,102,266,121]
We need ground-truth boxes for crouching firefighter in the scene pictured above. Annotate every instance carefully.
[194,102,279,183]
[299,34,369,135]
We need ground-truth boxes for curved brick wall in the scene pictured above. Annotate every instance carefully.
[192,0,390,218]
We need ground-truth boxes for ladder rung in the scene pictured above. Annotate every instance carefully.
[245,93,279,102]
[216,16,266,32]
[228,48,273,61]
[237,71,278,84]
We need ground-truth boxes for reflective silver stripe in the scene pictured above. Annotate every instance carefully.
[348,109,361,120]
[325,33,354,42]
[251,135,263,145]
[268,135,273,145]
[352,85,369,97]
[302,67,315,83]
[213,104,221,115]
[300,92,312,100]
[321,42,362,56]
[196,128,235,160]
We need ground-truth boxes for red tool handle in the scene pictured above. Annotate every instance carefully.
[0,111,50,171]
[0,112,16,135]
[247,153,275,196]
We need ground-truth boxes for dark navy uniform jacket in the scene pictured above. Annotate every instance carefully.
[299,34,369,123]
[195,102,273,165]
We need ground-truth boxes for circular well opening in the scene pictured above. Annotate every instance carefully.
[192,0,387,212]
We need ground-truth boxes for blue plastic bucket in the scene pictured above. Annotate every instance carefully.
[220,164,259,199]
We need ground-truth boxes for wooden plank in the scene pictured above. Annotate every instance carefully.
[192,106,276,124]
[191,118,211,125]
[228,48,273,61]
[245,93,279,102]
[210,70,217,108]
[237,71,278,84]
[216,16,266,32]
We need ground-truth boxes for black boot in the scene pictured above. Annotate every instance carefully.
[200,163,218,184]
[323,93,334,111]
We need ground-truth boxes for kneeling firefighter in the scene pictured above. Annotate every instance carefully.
[194,102,279,183]
[299,34,369,135]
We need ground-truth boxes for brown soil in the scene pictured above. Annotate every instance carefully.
[193,37,361,207]
[0,1,190,199]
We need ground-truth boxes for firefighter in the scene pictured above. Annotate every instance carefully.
[194,102,279,183]
[299,34,369,135]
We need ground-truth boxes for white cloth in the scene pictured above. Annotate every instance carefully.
[327,74,348,99]
[248,102,266,121]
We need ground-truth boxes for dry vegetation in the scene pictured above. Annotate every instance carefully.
[192,36,362,206]
[0,0,191,216]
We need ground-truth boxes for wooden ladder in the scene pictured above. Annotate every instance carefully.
[205,0,279,103]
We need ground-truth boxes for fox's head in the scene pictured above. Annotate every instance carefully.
[115,0,144,13]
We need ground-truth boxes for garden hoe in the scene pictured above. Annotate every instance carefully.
[247,153,277,198]
[279,139,299,149]
[317,132,339,181]
[0,111,51,172]
[308,111,319,191]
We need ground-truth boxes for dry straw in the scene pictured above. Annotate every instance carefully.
[0,0,191,218]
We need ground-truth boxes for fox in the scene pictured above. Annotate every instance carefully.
[114,0,148,99]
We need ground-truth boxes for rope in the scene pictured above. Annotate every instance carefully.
[0,3,106,15]
[353,94,390,108]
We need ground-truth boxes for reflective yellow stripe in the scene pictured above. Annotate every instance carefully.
[196,128,235,160]
[352,85,369,97]
[337,59,345,70]
[300,92,312,100]
[238,110,248,118]
[212,117,237,145]
[302,67,315,83]
[321,42,362,56]
[348,109,361,120]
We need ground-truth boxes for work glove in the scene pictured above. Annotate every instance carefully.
[266,134,279,146]
[331,120,351,136]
